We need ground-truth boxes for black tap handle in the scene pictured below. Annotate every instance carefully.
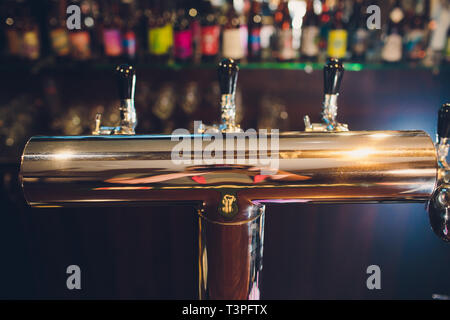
[217,58,239,95]
[324,58,344,95]
[438,103,450,139]
[116,64,136,100]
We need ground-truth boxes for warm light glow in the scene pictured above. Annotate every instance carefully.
[345,148,375,159]
[53,151,74,160]
[370,133,390,139]
[84,16,94,27]
[188,8,197,17]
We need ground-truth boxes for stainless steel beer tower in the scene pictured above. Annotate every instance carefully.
[19,59,450,299]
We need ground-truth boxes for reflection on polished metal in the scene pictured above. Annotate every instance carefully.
[20,131,437,207]
[198,204,265,300]
[19,59,449,300]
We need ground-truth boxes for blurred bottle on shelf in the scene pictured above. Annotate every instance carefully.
[48,0,70,60]
[22,0,40,61]
[318,0,332,63]
[428,0,449,68]
[121,0,139,62]
[239,3,249,59]
[274,0,295,62]
[187,2,202,64]
[67,0,92,61]
[404,0,429,62]
[3,0,23,61]
[260,1,275,61]
[0,0,448,68]
[147,0,174,64]
[85,0,101,59]
[174,0,193,63]
[382,0,405,63]
[200,0,220,63]
[101,0,123,62]
[364,0,383,63]
[327,0,347,59]
[300,0,320,62]
[247,0,262,62]
[348,0,369,62]
[222,0,245,61]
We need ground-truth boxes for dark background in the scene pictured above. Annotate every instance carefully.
[1,65,449,299]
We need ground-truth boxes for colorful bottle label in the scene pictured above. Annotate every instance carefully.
[327,29,347,58]
[249,28,261,54]
[50,28,70,56]
[382,34,402,62]
[223,28,244,60]
[201,25,220,56]
[103,29,122,56]
[174,29,193,59]
[301,26,319,57]
[148,24,173,55]
[278,29,295,60]
[23,30,40,60]
[69,31,91,60]
[123,31,136,58]
[405,29,426,60]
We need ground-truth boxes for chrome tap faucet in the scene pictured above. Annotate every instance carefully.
[304,58,349,132]
[93,64,137,135]
[198,58,241,133]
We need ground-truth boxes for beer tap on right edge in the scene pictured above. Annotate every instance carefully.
[428,103,450,242]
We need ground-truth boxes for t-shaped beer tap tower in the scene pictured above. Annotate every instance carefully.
[20,59,450,299]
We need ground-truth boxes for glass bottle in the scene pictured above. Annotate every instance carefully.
[327,0,348,59]
[300,0,320,61]
[381,0,405,63]
[200,0,220,63]
[247,0,262,62]
[68,0,92,61]
[174,0,193,63]
[48,0,71,60]
[222,0,245,61]
[21,0,40,61]
[274,0,294,62]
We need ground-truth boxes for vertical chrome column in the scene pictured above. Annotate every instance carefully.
[198,202,265,300]
[197,59,265,300]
